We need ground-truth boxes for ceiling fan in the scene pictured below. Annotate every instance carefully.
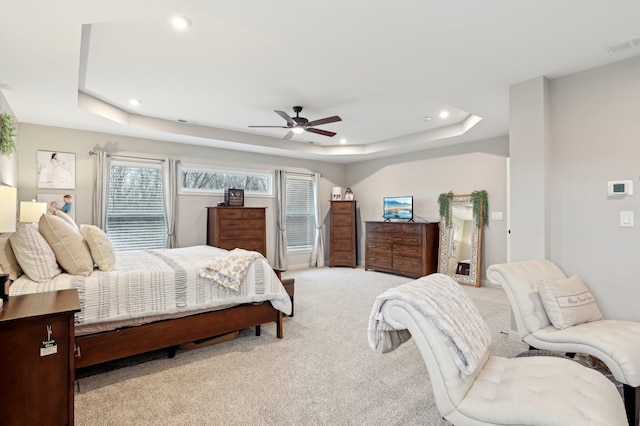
[249,106,341,140]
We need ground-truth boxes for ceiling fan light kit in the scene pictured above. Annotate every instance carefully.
[249,106,341,140]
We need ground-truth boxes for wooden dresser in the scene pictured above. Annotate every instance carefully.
[364,221,439,278]
[329,201,357,267]
[206,207,267,257]
[0,289,80,426]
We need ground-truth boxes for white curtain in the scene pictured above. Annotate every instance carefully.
[310,172,325,267]
[163,158,178,248]
[274,169,288,270]
[93,151,110,229]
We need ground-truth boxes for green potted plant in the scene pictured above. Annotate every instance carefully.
[0,112,17,156]
[438,190,488,228]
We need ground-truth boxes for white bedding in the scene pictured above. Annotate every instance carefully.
[10,245,292,331]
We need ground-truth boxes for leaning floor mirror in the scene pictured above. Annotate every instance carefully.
[437,193,484,287]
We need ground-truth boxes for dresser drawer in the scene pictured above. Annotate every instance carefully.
[393,244,422,257]
[219,227,264,240]
[331,225,354,238]
[331,239,354,251]
[331,214,353,226]
[392,255,424,276]
[366,241,391,254]
[331,202,354,214]
[367,222,388,234]
[216,208,243,219]
[332,251,355,265]
[220,219,264,231]
[368,232,390,243]
[218,239,265,253]
[401,224,423,236]
[242,209,265,220]
[367,255,392,269]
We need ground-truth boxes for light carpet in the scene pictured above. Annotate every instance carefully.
[75,267,527,425]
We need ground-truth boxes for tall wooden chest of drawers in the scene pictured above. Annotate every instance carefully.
[206,207,267,257]
[329,201,357,267]
[364,221,438,278]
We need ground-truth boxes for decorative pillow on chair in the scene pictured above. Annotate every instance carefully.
[0,234,23,281]
[39,214,94,276]
[10,224,62,282]
[539,275,603,329]
[80,224,116,271]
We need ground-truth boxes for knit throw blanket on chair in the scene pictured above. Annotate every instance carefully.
[368,273,491,375]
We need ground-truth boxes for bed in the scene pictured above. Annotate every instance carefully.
[8,242,292,368]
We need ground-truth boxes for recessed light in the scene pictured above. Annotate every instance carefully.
[439,111,450,119]
[340,138,347,144]
[171,16,192,30]
[128,98,142,107]
[422,116,432,122]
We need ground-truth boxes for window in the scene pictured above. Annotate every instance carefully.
[180,164,272,196]
[285,175,315,251]
[107,160,166,251]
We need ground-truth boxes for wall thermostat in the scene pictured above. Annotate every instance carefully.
[608,180,633,196]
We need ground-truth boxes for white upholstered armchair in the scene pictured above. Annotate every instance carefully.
[369,273,626,425]
[487,260,640,426]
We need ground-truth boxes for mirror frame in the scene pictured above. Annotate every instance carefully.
[437,194,483,287]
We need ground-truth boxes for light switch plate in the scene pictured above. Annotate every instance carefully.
[620,211,634,227]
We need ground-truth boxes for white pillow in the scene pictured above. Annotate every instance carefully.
[80,224,116,271]
[10,224,62,282]
[54,209,79,231]
[39,214,94,276]
[539,275,603,329]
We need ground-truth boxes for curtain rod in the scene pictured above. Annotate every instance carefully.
[89,151,166,163]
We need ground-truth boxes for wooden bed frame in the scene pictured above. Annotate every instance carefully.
[74,302,283,369]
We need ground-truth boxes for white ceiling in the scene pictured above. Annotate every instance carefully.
[2,1,640,163]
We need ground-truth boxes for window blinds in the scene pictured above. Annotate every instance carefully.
[107,161,167,251]
[285,175,315,249]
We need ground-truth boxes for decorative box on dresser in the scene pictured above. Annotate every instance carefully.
[329,200,357,267]
[0,289,80,426]
[365,221,439,278]
[206,207,266,257]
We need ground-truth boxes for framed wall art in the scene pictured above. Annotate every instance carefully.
[37,150,76,189]
[37,193,75,221]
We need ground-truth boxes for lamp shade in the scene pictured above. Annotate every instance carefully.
[19,201,47,223]
[0,184,18,233]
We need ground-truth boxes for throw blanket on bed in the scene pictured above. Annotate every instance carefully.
[199,249,263,292]
[9,245,292,326]
[368,273,491,375]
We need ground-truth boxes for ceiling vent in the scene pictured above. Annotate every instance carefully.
[604,36,640,54]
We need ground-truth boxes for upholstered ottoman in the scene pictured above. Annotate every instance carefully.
[282,278,295,317]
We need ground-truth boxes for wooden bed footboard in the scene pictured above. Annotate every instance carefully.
[74,303,283,369]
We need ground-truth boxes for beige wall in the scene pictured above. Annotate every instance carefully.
[346,136,509,283]
[15,123,347,268]
[546,55,640,320]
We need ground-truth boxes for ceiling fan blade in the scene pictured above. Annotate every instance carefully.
[283,131,295,140]
[306,127,337,137]
[248,125,289,128]
[275,110,296,126]
[305,115,342,127]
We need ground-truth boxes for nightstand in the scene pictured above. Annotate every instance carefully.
[0,289,80,426]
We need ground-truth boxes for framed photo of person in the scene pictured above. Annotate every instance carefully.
[37,150,76,189]
[37,193,75,221]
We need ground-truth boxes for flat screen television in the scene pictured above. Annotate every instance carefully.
[383,196,413,220]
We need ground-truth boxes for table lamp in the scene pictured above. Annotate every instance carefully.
[19,200,47,223]
[0,183,18,233]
